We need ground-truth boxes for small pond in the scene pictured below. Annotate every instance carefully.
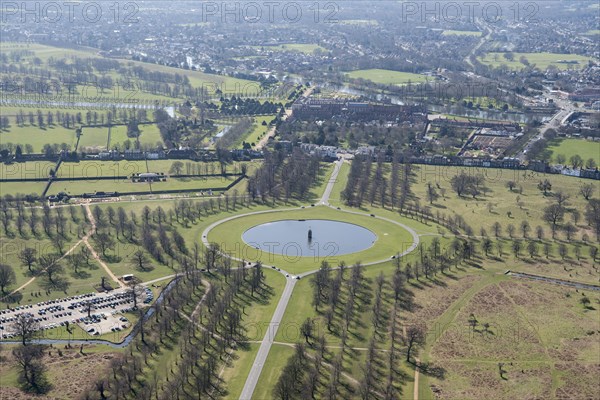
[241,219,377,258]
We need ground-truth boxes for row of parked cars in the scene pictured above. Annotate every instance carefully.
[143,288,154,304]
[69,291,134,312]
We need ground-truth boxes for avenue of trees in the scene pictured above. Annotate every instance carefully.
[84,260,268,399]
[342,153,413,210]
[247,148,322,203]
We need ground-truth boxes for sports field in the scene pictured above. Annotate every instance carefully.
[546,138,600,165]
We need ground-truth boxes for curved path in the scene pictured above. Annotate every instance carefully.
[1,203,100,301]
[225,161,420,400]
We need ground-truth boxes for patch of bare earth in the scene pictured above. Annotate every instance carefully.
[554,363,600,400]
[430,361,553,400]
[431,283,545,361]
[1,346,118,400]
[405,274,481,328]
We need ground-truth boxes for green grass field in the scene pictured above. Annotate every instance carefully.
[479,52,593,70]
[345,68,431,85]
[442,30,482,36]
[340,19,378,25]
[253,343,296,399]
[77,126,110,149]
[207,206,415,274]
[0,181,48,196]
[56,160,148,178]
[221,269,286,398]
[102,124,164,149]
[546,138,600,165]
[0,124,76,151]
[0,42,262,99]
[238,115,275,148]
[253,44,326,54]
[46,179,151,195]
[0,161,56,180]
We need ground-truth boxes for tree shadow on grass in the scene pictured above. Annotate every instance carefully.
[2,291,23,304]
[40,277,71,293]
[71,270,91,279]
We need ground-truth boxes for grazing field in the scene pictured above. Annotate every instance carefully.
[104,124,165,149]
[46,179,152,195]
[478,52,593,70]
[546,138,600,165]
[56,160,149,178]
[0,181,48,196]
[345,68,430,85]
[253,43,326,54]
[0,124,76,151]
[0,161,56,180]
[0,42,261,99]
[442,30,482,36]
[425,278,600,400]
[409,165,595,241]
[77,126,110,149]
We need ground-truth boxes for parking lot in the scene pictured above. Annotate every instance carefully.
[0,287,148,339]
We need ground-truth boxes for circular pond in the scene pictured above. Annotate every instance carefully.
[241,219,377,258]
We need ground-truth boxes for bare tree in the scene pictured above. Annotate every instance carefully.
[38,254,63,284]
[12,345,50,393]
[404,325,426,363]
[11,313,40,346]
[0,263,16,293]
[93,232,115,258]
[580,183,595,201]
[18,247,37,273]
[130,249,153,272]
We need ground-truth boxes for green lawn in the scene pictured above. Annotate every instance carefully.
[238,115,276,148]
[253,44,326,54]
[0,181,48,196]
[146,176,238,192]
[546,138,600,165]
[253,343,295,400]
[327,161,349,206]
[0,42,262,99]
[207,206,415,274]
[0,124,76,151]
[442,30,482,36]
[0,161,56,180]
[46,179,152,196]
[222,269,286,399]
[56,160,148,178]
[221,343,260,399]
[77,126,110,149]
[340,19,378,25]
[345,68,430,85]
[478,52,593,70]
